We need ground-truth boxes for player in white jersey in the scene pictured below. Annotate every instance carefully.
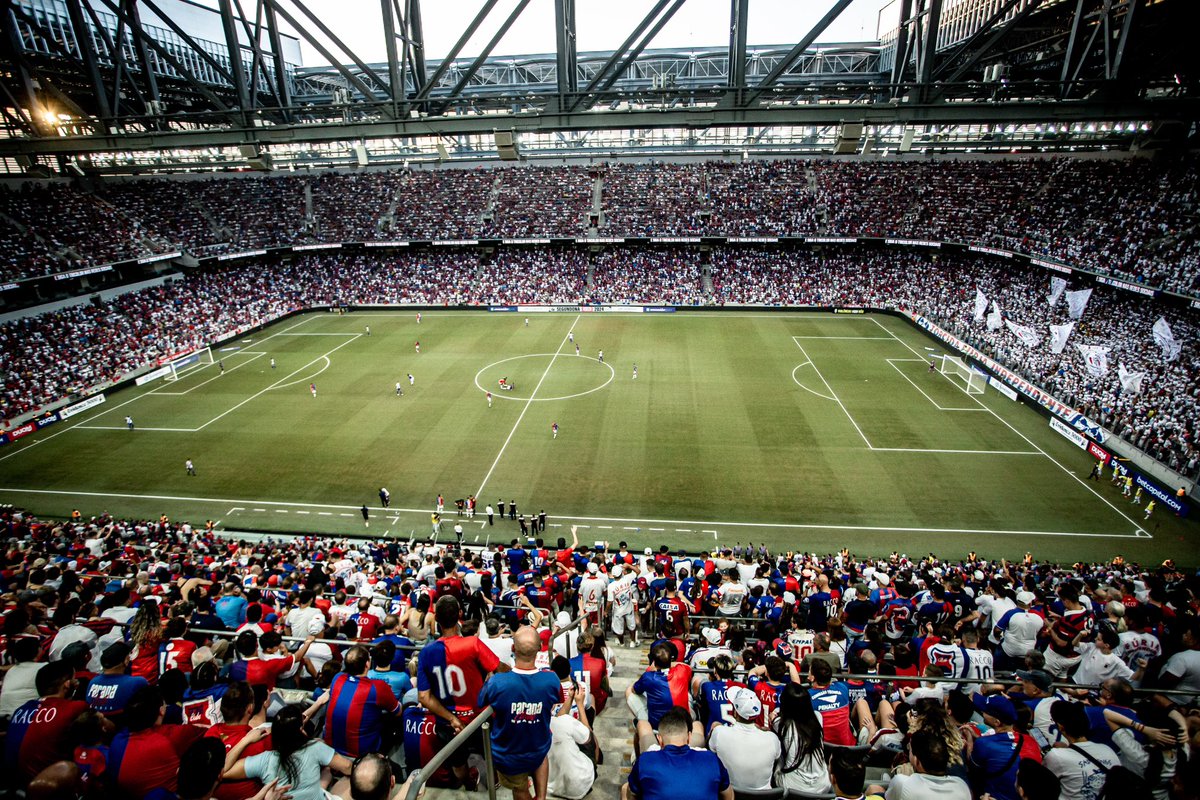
[606,565,639,645]
[578,563,609,625]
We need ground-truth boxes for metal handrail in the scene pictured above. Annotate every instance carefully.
[404,706,497,800]
[77,617,427,652]
[548,611,589,660]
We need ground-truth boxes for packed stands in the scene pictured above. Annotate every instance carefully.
[601,162,710,236]
[589,246,705,305]
[490,165,594,238]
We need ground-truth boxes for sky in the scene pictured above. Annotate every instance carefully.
[195,0,898,66]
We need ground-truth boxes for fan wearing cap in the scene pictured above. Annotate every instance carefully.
[968,694,1042,800]
[993,591,1045,671]
[607,563,640,648]
[687,626,733,672]
[578,561,608,626]
[1008,669,1063,748]
[745,654,793,728]
[85,642,148,720]
[708,686,781,792]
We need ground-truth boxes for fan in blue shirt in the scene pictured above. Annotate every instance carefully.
[626,708,732,800]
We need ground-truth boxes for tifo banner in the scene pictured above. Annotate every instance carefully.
[1048,277,1067,307]
[973,289,988,321]
[1152,317,1182,362]
[1075,344,1110,377]
[1048,323,1074,355]
[1117,363,1145,396]
[59,393,106,419]
[986,301,1003,331]
[1050,418,1087,449]
[1066,288,1092,320]
[1005,319,1042,347]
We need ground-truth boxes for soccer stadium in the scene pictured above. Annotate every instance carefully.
[0,0,1198,798]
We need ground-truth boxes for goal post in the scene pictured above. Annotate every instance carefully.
[939,355,987,395]
[164,346,215,381]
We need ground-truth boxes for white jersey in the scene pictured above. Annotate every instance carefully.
[717,583,747,615]
[688,646,733,672]
[607,576,637,616]
[962,648,994,689]
[1115,630,1162,670]
[579,576,608,613]
[925,642,967,679]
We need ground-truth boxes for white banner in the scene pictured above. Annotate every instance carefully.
[974,289,988,321]
[1066,288,1092,320]
[1005,319,1042,347]
[1048,277,1067,307]
[59,393,106,419]
[1048,322,1074,355]
[1050,418,1088,449]
[989,377,1019,400]
[1152,317,1182,362]
[1117,363,1145,396]
[1076,344,1110,377]
[135,366,173,386]
[986,301,1003,331]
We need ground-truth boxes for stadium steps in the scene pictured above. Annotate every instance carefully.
[591,175,605,229]
[416,642,644,799]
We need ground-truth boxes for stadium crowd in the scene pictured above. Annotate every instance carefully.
[3,156,1197,294]
[0,507,1198,800]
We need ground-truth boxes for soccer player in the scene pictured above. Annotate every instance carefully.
[416,312,421,324]
[361,504,370,527]
[437,494,445,513]
[633,364,638,379]
[598,349,604,362]
[1144,500,1156,519]
[365,325,371,336]
[324,645,401,758]
[487,391,493,408]
[185,459,196,476]
[552,422,559,439]
[219,360,225,374]
[380,487,391,508]
[396,382,403,396]
[417,597,507,786]
[125,416,134,430]
[415,340,420,353]
[929,359,936,373]
[1132,486,1143,504]
[270,357,275,368]
[310,382,317,398]
[575,344,580,356]
[408,373,415,386]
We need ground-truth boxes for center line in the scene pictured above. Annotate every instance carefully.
[475,314,581,499]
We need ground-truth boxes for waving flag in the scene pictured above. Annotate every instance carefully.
[986,301,1003,331]
[1152,317,1182,362]
[1066,288,1092,320]
[974,289,988,321]
[1005,319,1042,348]
[1117,363,1145,396]
[1076,344,1110,377]
[1048,322,1074,355]
[1048,277,1067,307]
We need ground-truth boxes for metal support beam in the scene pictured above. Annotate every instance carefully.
[727,0,748,91]
[1059,0,1089,98]
[381,0,403,116]
[263,1,293,120]
[583,0,687,110]
[414,0,500,102]
[2,2,56,135]
[930,0,1045,100]
[137,0,237,85]
[743,0,857,107]
[915,0,943,100]
[1063,4,1105,99]
[554,0,577,112]
[569,0,672,112]
[218,0,252,119]
[437,0,531,114]
[125,0,162,115]
[285,0,395,107]
[64,0,113,127]
[1113,0,1138,80]
[930,0,1024,80]
[405,0,427,98]
[889,0,914,97]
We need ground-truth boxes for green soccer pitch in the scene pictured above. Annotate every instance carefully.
[0,309,1192,565]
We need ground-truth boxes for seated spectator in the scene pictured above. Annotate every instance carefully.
[883,729,971,800]
[108,685,205,797]
[622,708,733,800]
[4,660,89,783]
[224,705,352,800]
[706,685,780,791]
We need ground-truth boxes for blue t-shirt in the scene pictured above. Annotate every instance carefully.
[368,668,413,698]
[85,674,148,716]
[214,596,248,629]
[476,668,561,774]
[628,744,729,800]
[632,670,675,729]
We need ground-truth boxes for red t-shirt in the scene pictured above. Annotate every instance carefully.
[227,656,296,690]
[6,697,90,780]
[111,724,205,798]
[131,636,162,684]
[666,662,693,710]
[205,724,273,800]
[160,638,198,674]
[582,654,609,713]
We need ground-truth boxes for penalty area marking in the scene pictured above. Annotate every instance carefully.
[790,363,836,401]
[0,487,1148,540]
[473,352,614,402]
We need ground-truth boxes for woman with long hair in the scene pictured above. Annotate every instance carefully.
[224,705,352,800]
[772,683,832,793]
[401,593,435,646]
[127,601,164,683]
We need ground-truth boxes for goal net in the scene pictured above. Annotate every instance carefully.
[939,355,987,395]
[164,346,215,381]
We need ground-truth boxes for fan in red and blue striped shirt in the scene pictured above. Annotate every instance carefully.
[323,646,401,757]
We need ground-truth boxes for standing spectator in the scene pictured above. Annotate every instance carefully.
[1043,701,1120,800]
[622,708,733,800]
[773,682,832,794]
[477,626,562,800]
[994,592,1045,671]
[707,686,780,791]
[884,729,971,800]
[1158,618,1200,695]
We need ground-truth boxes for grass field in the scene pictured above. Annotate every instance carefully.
[1,309,1193,564]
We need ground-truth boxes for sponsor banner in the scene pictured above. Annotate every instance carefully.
[644,306,676,313]
[885,238,941,248]
[728,237,778,243]
[1050,418,1087,449]
[989,377,1018,400]
[1087,441,1110,464]
[1097,276,1155,297]
[217,249,267,261]
[35,412,60,429]
[906,312,1107,443]
[1134,474,1187,516]
[293,243,342,252]
[0,282,18,291]
[7,422,36,441]
[363,241,410,248]
[501,238,552,245]
[488,305,518,312]
[969,245,1013,258]
[576,237,625,244]
[136,365,173,385]
[650,237,701,243]
[54,264,113,281]
[137,251,181,264]
[804,236,858,244]
[1029,257,1071,275]
[431,239,479,246]
[59,393,106,419]
[834,309,865,315]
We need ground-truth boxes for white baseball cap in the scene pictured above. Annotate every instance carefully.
[611,565,623,578]
[1015,591,1036,605]
[586,562,599,574]
[702,627,722,645]
[727,687,762,720]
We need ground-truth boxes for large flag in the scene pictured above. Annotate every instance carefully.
[1048,277,1067,307]
[974,289,988,322]
[1076,344,1110,376]
[986,301,1003,331]
[1048,322,1074,354]
[1117,363,1145,396]
[1152,316,1182,361]
[1066,288,1092,320]
[1005,319,1042,348]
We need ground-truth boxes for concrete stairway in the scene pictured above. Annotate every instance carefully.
[417,642,645,798]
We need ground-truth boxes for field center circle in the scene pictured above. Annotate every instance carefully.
[474,353,615,402]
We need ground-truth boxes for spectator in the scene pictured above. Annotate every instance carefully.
[884,729,971,800]
[968,693,1042,800]
[773,682,832,794]
[323,644,402,758]
[224,705,352,800]
[1043,701,1120,800]
[547,674,596,799]
[707,685,780,791]
[108,685,205,797]
[4,660,89,782]
[623,707,733,800]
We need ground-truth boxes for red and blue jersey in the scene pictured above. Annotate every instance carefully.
[655,596,689,637]
[402,706,454,787]
[632,670,675,729]
[348,611,381,641]
[227,655,296,690]
[5,697,89,780]
[699,679,744,728]
[108,725,205,799]
[747,676,784,728]
[416,635,501,723]
[808,681,855,746]
[322,673,401,757]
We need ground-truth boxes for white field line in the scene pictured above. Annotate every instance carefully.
[270,356,332,390]
[474,314,581,499]
[791,338,873,448]
[791,363,836,401]
[156,352,267,396]
[76,426,197,432]
[868,316,1150,537]
[885,358,987,413]
[0,487,1145,539]
[871,447,1041,455]
[791,336,895,340]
